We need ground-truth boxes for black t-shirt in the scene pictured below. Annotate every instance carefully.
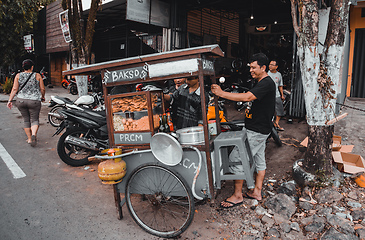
[245,76,276,134]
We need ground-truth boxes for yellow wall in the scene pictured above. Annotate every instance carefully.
[347,5,365,96]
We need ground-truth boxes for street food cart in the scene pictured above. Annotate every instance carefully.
[63,44,255,238]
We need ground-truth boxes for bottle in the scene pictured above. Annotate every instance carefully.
[167,112,174,132]
[158,114,165,132]
[162,113,169,133]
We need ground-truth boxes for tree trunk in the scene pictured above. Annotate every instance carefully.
[290,0,350,179]
[62,0,100,96]
[304,125,334,175]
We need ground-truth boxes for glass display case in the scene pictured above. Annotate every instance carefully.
[108,90,164,146]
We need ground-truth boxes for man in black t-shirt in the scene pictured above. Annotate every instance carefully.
[211,53,275,208]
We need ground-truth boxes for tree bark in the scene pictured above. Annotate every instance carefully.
[304,125,334,175]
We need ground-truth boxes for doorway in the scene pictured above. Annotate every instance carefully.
[351,28,365,98]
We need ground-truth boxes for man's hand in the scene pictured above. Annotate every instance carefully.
[211,84,223,97]
[281,95,285,101]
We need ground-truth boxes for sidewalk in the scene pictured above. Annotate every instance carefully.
[335,97,365,157]
[0,85,78,104]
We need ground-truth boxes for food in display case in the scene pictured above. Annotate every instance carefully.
[113,114,160,131]
[112,93,161,132]
[112,94,158,113]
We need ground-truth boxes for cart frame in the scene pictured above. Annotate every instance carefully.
[64,44,225,196]
[63,45,255,238]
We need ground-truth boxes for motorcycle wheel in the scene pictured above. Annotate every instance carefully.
[69,84,78,95]
[61,82,68,89]
[48,105,66,127]
[270,127,282,147]
[57,127,98,166]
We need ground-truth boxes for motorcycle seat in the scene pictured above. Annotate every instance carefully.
[54,96,73,104]
[63,108,106,124]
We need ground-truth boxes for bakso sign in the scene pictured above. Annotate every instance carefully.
[103,58,214,84]
[104,65,148,83]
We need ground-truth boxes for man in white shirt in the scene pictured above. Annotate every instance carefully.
[268,60,285,131]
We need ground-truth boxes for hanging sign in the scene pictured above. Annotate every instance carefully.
[59,10,72,43]
[104,64,149,84]
[23,34,33,51]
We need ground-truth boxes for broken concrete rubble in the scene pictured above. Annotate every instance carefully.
[213,178,365,239]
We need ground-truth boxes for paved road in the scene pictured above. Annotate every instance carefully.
[0,88,157,240]
[1,86,363,240]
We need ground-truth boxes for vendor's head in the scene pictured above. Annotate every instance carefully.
[186,76,199,88]
[22,59,34,71]
[174,78,186,88]
[249,53,269,81]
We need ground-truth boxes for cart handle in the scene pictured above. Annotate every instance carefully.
[91,149,152,160]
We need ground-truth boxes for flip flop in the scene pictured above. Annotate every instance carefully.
[220,198,243,209]
[243,192,261,201]
[30,135,37,147]
[277,127,285,131]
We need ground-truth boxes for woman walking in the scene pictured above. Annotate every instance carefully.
[7,59,46,147]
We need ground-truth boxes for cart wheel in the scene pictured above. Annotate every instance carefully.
[125,163,194,238]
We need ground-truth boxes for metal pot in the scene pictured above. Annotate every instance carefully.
[176,126,205,144]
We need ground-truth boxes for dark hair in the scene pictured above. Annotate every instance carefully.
[249,53,269,72]
[22,59,34,70]
[270,60,278,66]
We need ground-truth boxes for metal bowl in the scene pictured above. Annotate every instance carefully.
[150,133,183,166]
[176,126,205,144]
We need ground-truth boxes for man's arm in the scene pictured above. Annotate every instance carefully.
[278,73,285,100]
[279,86,285,100]
[211,84,257,102]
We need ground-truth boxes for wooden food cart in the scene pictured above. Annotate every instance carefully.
[63,44,255,238]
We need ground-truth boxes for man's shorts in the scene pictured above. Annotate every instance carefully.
[229,129,269,173]
[275,97,285,117]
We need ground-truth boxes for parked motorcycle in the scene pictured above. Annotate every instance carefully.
[53,106,109,166]
[68,78,78,95]
[61,76,73,89]
[230,83,251,111]
[48,92,105,127]
[40,67,49,86]
[88,75,103,93]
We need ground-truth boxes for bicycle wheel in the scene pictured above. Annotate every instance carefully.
[125,163,194,238]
